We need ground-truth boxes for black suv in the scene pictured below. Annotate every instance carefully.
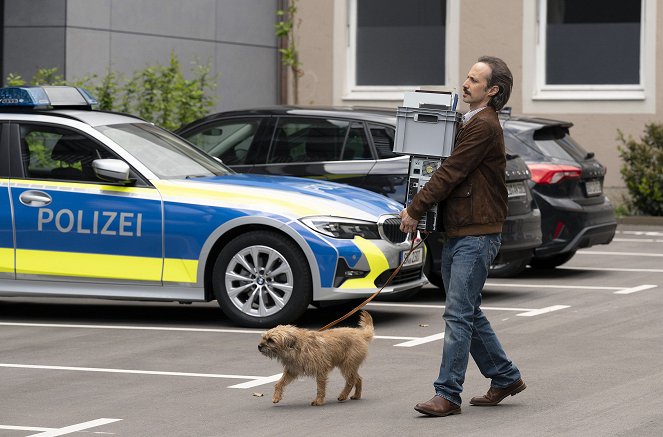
[177,106,543,286]
[500,112,616,268]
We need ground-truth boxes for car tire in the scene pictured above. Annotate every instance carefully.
[529,251,577,269]
[422,247,446,292]
[488,257,530,278]
[426,271,445,290]
[212,230,312,328]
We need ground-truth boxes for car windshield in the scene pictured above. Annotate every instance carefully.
[96,123,232,179]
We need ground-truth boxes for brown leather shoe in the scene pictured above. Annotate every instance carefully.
[470,378,526,406]
[414,395,461,417]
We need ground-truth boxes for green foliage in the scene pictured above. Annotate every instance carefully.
[617,123,663,216]
[275,0,303,104]
[4,53,216,131]
[116,54,215,131]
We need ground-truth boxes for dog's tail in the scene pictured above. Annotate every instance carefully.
[358,310,374,340]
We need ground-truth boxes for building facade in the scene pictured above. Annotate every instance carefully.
[294,0,660,194]
[0,0,280,113]
[2,0,658,195]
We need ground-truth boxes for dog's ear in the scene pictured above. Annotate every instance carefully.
[284,331,298,349]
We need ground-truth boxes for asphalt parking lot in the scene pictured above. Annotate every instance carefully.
[1,223,662,437]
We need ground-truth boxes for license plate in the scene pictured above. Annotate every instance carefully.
[507,181,527,198]
[401,247,424,267]
[585,179,602,196]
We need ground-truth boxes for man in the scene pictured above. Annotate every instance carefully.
[400,56,525,417]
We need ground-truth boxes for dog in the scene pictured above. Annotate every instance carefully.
[258,310,374,406]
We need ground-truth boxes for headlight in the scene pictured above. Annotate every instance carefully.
[300,216,381,239]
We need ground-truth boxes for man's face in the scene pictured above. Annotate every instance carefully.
[461,62,498,110]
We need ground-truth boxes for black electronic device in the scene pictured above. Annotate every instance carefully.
[405,155,446,232]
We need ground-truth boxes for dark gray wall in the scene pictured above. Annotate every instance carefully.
[3,0,67,79]
[3,0,279,111]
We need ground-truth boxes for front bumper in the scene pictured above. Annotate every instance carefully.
[312,235,428,302]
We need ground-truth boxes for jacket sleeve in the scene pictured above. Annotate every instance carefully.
[406,117,497,220]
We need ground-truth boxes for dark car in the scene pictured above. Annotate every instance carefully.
[176,106,542,286]
[500,111,617,269]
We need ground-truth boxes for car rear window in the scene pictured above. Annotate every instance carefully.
[504,125,591,162]
[503,130,544,160]
[534,126,590,162]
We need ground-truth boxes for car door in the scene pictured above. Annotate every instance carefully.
[0,123,13,279]
[9,121,164,284]
[255,116,375,188]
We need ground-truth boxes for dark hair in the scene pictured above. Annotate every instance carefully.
[477,56,513,111]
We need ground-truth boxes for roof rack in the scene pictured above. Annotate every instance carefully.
[0,86,98,111]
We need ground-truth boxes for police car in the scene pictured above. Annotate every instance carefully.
[0,86,426,327]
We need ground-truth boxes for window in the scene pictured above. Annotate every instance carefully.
[184,119,260,165]
[343,0,459,101]
[523,0,655,112]
[356,0,445,86]
[343,123,372,160]
[268,118,371,163]
[546,0,640,85]
[19,124,115,182]
[369,124,397,159]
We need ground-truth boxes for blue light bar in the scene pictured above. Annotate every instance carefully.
[0,86,98,110]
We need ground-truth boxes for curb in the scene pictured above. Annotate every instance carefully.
[617,216,663,226]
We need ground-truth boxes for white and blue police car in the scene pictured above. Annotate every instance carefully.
[0,86,426,327]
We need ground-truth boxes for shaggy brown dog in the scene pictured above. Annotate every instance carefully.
[258,311,374,406]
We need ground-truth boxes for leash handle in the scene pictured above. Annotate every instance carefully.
[318,232,428,332]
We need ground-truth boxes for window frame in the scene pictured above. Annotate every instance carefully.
[523,0,656,113]
[341,0,460,102]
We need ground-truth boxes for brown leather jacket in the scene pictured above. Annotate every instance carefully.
[406,106,508,237]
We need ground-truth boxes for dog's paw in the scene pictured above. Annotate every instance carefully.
[311,399,325,406]
[272,396,281,403]
[337,394,348,402]
[350,395,361,400]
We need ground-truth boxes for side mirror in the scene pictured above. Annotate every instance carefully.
[92,159,132,184]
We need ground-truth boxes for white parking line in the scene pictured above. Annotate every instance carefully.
[0,418,122,437]
[0,321,415,342]
[614,284,658,295]
[0,363,262,380]
[487,281,658,295]
[228,373,283,389]
[367,302,537,312]
[394,332,445,347]
[487,282,617,291]
[576,250,663,257]
[0,322,260,334]
[613,238,663,243]
[0,425,52,432]
[618,230,663,237]
[561,266,663,273]
[517,305,571,316]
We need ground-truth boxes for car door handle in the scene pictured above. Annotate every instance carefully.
[19,190,52,207]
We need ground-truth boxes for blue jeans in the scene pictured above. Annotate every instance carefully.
[434,234,521,406]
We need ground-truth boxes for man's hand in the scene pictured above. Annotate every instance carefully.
[399,209,419,233]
